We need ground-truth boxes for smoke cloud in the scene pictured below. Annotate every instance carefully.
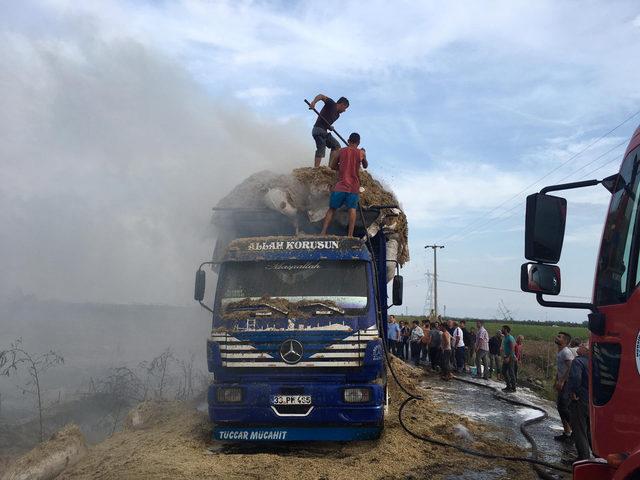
[0,29,307,305]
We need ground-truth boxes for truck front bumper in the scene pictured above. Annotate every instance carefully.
[208,382,385,441]
[213,425,382,442]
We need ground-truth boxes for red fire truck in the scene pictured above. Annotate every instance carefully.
[521,125,640,479]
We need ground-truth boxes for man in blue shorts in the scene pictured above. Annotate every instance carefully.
[320,132,368,237]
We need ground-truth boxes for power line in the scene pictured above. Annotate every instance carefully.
[404,276,590,300]
[445,133,637,244]
[436,108,640,244]
[577,127,640,180]
[439,279,589,300]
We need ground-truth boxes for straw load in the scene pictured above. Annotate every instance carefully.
[214,167,409,281]
[1,425,87,480]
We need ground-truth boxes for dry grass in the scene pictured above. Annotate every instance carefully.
[57,361,537,480]
[215,167,409,265]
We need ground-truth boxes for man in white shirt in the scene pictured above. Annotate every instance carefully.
[554,332,576,442]
[409,320,424,365]
[452,321,465,373]
[475,320,490,379]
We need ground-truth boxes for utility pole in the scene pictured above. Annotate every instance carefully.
[425,245,445,317]
[423,269,433,317]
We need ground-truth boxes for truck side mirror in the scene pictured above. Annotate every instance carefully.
[194,270,206,302]
[520,262,561,295]
[525,193,567,263]
[392,275,403,306]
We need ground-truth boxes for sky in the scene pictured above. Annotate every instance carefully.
[2,1,640,323]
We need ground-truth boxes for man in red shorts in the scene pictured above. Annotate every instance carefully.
[320,132,368,237]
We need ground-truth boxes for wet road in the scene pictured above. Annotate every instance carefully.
[200,375,575,479]
[428,376,575,479]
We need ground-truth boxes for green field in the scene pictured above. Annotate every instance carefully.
[397,316,589,342]
[477,321,589,342]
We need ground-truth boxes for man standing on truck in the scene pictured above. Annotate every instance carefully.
[554,332,576,442]
[320,132,368,237]
[308,94,350,167]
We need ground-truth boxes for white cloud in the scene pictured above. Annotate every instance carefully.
[390,162,532,225]
[0,28,307,305]
[235,86,288,106]
[4,0,638,322]
[35,1,640,92]
[565,223,606,245]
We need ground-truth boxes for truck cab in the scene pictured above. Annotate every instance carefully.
[521,126,640,479]
[195,209,400,441]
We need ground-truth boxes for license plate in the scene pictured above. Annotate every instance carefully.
[271,395,312,405]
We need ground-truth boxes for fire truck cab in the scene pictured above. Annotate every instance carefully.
[521,125,640,479]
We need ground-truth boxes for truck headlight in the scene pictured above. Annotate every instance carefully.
[216,387,243,403]
[343,388,371,403]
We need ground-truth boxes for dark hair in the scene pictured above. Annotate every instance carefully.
[502,325,511,333]
[558,331,572,343]
[337,96,349,106]
[412,320,419,325]
[348,132,360,144]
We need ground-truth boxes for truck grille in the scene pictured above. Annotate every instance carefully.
[271,405,314,416]
[210,330,379,368]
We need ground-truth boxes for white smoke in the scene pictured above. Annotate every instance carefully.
[0,29,308,305]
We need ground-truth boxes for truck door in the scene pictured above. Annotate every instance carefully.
[592,143,640,459]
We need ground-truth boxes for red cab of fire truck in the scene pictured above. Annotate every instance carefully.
[520,125,640,480]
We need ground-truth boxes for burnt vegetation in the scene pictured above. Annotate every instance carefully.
[0,340,207,455]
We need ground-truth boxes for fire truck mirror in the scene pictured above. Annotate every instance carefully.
[524,193,567,264]
[520,262,561,295]
[194,270,206,302]
[392,275,403,306]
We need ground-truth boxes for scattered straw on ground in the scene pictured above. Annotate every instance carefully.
[57,362,538,480]
[2,424,87,480]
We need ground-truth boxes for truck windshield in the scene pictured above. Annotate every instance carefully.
[218,260,369,313]
[595,145,640,305]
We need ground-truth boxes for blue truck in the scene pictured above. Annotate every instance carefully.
[194,207,403,441]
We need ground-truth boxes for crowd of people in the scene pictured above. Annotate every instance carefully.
[386,316,523,391]
[386,315,592,461]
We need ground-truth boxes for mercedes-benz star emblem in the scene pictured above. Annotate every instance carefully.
[280,339,303,364]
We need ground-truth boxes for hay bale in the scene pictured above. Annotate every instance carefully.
[216,171,291,210]
[214,167,410,265]
[124,402,172,431]
[1,425,87,480]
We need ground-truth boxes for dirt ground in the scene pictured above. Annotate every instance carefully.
[56,359,538,480]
